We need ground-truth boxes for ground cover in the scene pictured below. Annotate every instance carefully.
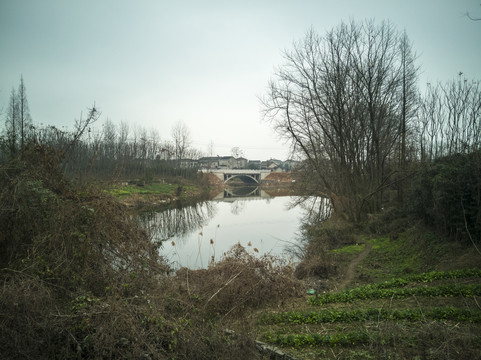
[253,231,481,359]
[107,180,204,208]
[109,182,180,196]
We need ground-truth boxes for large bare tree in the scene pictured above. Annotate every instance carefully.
[5,88,18,155]
[262,20,419,221]
[4,76,33,155]
[171,120,192,164]
[17,75,32,150]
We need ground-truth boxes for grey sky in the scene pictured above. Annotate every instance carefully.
[1,0,480,160]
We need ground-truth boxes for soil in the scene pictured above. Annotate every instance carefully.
[335,243,373,291]
[264,172,293,183]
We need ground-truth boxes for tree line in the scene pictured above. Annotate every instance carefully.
[1,82,205,181]
[263,19,480,240]
[1,80,253,182]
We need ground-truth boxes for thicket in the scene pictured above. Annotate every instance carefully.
[409,151,481,243]
[0,144,300,359]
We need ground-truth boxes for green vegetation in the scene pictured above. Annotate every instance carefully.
[260,306,481,325]
[308,281,481,306]
[257,263,481,359]
[109,182,179,196]
[255,227,481,359]
[108,181,198,199]
[332,243,366,254]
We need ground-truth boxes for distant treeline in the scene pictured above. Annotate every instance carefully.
[1,79,201,180]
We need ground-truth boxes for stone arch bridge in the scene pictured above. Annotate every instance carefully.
[201,169,271,184]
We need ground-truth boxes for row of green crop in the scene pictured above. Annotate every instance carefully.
[262,328,481,349]
[403,268,481,282]
[261,330,370,348]
[259,306,481,325]
[308,283,481,306]
[362,268,481,291]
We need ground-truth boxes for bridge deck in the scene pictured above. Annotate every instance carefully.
[200,169,271,184]
[200,169,271,174]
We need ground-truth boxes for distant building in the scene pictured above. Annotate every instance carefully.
[198,156,297,171]
[248,160,261,169]
[199,156,247,169]
[180,158,198,168]
[199,156,220,169]
[235,157,248,169]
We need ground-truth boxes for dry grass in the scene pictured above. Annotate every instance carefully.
[0,145,301,359]
[176,244,302,318]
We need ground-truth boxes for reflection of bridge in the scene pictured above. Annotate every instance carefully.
[201,169,271,184]
[212,187,271,201]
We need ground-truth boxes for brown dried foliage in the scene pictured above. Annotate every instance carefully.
[176,243,302,317]
[0,145,297,359]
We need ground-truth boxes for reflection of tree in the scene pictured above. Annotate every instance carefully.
[290,196,331,227]
[139,201,217,244]
[230,200,246,215]
[286,196,331,259]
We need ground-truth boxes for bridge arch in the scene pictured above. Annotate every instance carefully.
[223,187,260,198]
[224,173,259,184]
[201,169,271,184]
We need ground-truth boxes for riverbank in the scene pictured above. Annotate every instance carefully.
[109,171,296,209]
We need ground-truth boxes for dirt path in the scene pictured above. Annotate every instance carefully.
[336,243,373,291]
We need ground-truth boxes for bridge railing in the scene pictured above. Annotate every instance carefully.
[200,169,271,174]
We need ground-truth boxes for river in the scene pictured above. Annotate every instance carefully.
[140,187,329,269]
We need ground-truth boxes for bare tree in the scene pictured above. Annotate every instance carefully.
[148,128,161,160]
[207,140,215,156]
[397,30,420,204]
[171,121,191,164]
[262,20,419,221]
[4,76,33,155]
[418,76,481,161]
[102,118,117,160]
[5,88,18,155]
[17,75,32,150]
[117,120,130,161]
[466,3,481,21]
[231,146,244,158]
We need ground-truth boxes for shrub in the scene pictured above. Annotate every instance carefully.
[0,145,272,359]
[408,151,481,242]
[175,243,302,317]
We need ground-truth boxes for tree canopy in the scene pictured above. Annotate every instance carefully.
[263,20,419,221]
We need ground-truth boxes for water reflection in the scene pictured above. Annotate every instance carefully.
[139,186,330,269]
[290,196,331,225]
[213,186,271,201]
[140,201,217,244]
[284,196,332,260]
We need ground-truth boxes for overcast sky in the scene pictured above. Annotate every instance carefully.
[1,0,480,160]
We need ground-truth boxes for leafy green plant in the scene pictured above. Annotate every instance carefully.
[308,283,481,306]
[259,306,481,325]
[262,330,371,348]
[307,268,481,306]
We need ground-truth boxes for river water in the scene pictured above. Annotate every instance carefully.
[140,188,328,269]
